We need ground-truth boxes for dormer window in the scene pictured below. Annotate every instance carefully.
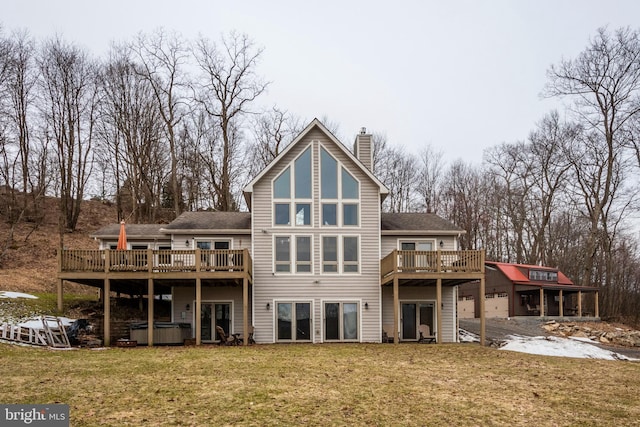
[529,270,558,282]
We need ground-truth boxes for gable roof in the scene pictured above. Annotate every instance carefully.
[381,213,465,235]
[160,211,251,234]
[486,261,575,287]
[243,118,389,208]
[91,224,166,240]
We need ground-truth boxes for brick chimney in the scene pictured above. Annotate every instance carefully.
[353,127,373,172]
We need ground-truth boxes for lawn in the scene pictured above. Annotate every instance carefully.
[1,343,638,426]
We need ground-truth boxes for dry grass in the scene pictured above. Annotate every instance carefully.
[1,343,638,426]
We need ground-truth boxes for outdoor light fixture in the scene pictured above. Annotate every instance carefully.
[439,240,444,248]
[186,304,190,311]
[185,240,190,247]
[266,302,271,310]
[364,302,369,309]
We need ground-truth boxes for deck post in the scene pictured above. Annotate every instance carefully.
[147,279,154,347]
[436,277,442,344]
[57,250,63,312]
[539,288,544,317]
[195,278,202,346]
[594,290,599,317]
[393,276,399,344]
[578,291,582,317]
[479,275,485,347]
[57,279,63,312]
[559,289,564,317]
[243,276,249,345]
[104,278,111,347]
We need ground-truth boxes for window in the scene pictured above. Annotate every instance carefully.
[343,204,358,226]
[321,148,338,198]
[320,146,360,227]
[343,236,359,273]
[274,167,291,198]
[295,148,312,198]
[277,302,312,341]
[529,270,558,282]
[296,236,311,273]
[342,169,359,199]
[275,236,291,272]
[273,147,312,227]
[322,236,338,273]
[325,302,358,341]
[322,203,337,226]
[295,203,311,226]
[275,203,290,225]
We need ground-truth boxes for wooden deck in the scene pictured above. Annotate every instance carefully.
[380,249,485,285]
[58,248,252,282]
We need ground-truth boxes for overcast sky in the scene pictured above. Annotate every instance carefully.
[4,1,640,165]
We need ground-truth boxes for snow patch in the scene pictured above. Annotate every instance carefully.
[18,317,76,330]
[0,291,38,299]
[500,334,636,361]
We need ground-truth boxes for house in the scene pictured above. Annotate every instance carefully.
[458,261,599,319]
[57,119,486,346]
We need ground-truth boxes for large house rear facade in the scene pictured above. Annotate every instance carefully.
[57,119,486,346]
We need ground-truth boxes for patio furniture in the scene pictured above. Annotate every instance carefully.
[382,324,394,343]
[248,325,256,345]
[215,326,239,346]
[418,324,436,343]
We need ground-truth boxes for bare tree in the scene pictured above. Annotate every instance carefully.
[545,26,640,286]
[246,106,302,177]
[416,144,444,214]
[378,145,419,212]
[38,37,98,245]
[131,28,189,218]
[192,31,268,211]
[98,45,167,222]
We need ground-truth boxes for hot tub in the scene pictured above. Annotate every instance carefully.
[129,322,191,345]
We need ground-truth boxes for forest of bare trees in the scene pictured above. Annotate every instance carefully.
[1,25,640,323]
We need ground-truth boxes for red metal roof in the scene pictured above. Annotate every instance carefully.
[486,261,574,286]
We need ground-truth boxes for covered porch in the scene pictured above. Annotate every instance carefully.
[57,248,253,346]
[381,249,486,345]
[515,284,599,318]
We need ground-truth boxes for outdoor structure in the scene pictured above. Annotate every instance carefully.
[458,261,599,319]
[57,119,486,346]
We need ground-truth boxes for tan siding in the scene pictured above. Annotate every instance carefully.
[251,127,381,343]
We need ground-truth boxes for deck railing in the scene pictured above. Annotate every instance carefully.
[381,250,484,278]
[59,249,252,276]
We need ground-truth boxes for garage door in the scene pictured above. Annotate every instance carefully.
[458,296,475,319]
[485,293,509,318]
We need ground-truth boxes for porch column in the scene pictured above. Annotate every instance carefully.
[57,279,64,312]
[539,288,544,317]
[195,278,202,346]
[559,289,564,317]
[147,279,154,347]
[479,276,485,347]
[578,291,582,317]
[393,277,399,344]
[594,290,599,317]
[104,278,111,347]
[243,277,249,346]
[436,278,442,344]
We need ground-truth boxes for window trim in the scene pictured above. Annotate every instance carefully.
[274,300,314,342]
[321,235,339,274]
[272,144,314,228]
[342,235,360,274]
[295,235,313,274]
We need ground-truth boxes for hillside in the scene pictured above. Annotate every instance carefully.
[0,197,117,294]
